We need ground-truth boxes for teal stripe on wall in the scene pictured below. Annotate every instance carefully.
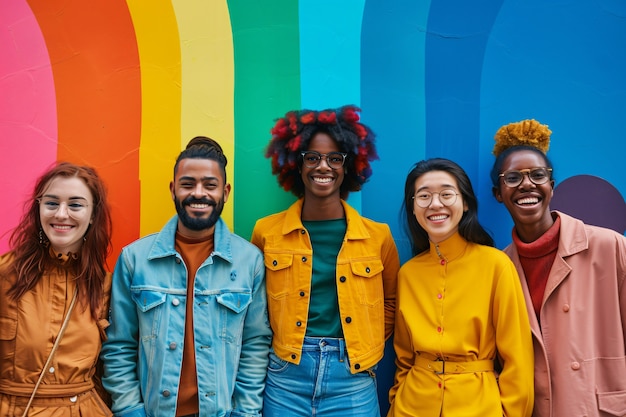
[299,0,365,211]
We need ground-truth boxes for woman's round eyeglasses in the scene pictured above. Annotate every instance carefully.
[300,151,347,170]
[413,190,459,208]
[38,199,89,216]
[499,167,552,188]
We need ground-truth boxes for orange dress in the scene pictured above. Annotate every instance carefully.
[0,251,112,416]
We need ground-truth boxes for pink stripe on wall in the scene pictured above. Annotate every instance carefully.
[0,0,57,253]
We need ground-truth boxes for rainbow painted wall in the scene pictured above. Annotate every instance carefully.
[2,0,626,412]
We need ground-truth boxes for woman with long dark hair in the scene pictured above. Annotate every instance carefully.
[388,158,533,417]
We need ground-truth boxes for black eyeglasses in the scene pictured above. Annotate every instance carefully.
[499,167,552,188]
[300,151,347,170]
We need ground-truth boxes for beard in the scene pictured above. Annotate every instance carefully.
[174,195,224,231]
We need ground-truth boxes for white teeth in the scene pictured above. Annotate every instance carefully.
[189,204,208,208]
[313,177,333,183]
[52,225,72,230]
[517,197,539,205]
[429,215,448,221]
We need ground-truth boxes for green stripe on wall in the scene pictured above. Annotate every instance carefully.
[229,0,302,239]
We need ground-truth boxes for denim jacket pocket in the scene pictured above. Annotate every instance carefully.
[264,253,294,299]
[216,292,252,343]
[130,289,167,340]
[131,289,167,312]
[216,292,252,314]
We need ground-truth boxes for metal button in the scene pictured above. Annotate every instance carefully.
[69,396,77,403]
[365,267,370,273]
[49,366,55,374]
[300,291,305,296]
[296,321,302,326]
[273,260,278,266]
[345,317,352,323]
[169,342,177,350]
[163,390,171,397]
[339,276,346,282]
[172,298,180,306]
[301,256,307,262]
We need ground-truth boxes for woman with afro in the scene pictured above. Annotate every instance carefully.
[251,105,400,417]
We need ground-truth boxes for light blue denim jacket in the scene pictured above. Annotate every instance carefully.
[101,216,271,417]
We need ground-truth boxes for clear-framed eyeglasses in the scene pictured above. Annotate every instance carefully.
[499,167,552,188]
[413,189,459,208]
[38,198,90,216]
[300,151,347,170]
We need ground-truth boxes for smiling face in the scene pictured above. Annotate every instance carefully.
[412,170,467,243]
[493,149,554,242]
[170,157,230,238]
[301,132,345,202]
[39,176,94,254]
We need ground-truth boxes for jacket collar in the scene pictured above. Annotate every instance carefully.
[147,215,233,263]
[552,211,589,257]
[282,198,371,240]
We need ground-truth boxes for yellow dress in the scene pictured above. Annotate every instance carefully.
[388,232,533,417]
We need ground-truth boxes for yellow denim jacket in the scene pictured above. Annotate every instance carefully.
[251,199,399,373]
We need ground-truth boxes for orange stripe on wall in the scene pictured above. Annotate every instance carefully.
[28,0,141,266]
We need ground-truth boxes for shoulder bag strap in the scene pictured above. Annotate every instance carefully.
[21,285,79,417]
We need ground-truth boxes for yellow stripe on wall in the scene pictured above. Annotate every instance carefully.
[127,0,183,236]
[173,0,235,228]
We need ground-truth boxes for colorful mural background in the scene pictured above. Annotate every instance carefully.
[2,0,625,413]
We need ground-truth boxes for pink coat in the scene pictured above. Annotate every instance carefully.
[504,211,626,417]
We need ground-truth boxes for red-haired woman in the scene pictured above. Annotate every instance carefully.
[0,162,113,416]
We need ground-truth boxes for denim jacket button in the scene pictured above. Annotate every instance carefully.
[169,342,177,350]
[163,390,171,397]
[172,298,180,306]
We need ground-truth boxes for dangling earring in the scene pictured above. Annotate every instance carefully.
[39,228,49,247]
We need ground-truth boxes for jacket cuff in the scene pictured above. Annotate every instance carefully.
[114,405,147,417]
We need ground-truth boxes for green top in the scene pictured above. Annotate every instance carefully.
[302,218,346,337]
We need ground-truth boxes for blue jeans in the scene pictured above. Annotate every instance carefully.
[263,337,380,417]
